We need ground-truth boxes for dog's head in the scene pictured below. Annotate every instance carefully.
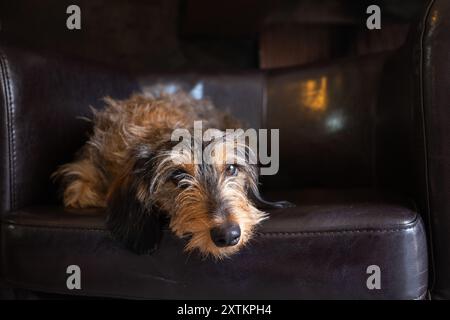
[106,130,270,259]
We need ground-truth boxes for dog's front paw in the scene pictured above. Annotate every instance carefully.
[270,200,296,209]
[253,194,296,209]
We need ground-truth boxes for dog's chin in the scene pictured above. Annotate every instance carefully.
[183,229,250,260]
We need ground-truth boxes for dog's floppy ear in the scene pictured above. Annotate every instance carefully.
[106,149,163,254]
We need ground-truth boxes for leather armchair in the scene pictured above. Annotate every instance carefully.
[3,0,449,299]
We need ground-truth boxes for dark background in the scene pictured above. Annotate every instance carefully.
[0,0,427,73]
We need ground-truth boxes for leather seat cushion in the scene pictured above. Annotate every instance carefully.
[0,189,428,299]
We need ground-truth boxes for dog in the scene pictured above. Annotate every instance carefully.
[53,92,290,259]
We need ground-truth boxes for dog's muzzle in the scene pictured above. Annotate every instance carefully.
[210,223,241,247]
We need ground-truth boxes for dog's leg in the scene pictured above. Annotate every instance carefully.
[54,159,107,208]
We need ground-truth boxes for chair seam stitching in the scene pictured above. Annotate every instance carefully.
[0,51,16,211]
[1,218,419,235]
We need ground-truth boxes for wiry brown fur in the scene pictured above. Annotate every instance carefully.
[53,92,268,259]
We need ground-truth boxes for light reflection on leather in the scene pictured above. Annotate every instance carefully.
[299,76,328,111]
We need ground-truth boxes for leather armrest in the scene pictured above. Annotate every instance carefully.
[416,0,450,300]
[0,46,140,213]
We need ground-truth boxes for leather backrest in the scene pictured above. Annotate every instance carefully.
[1,45,406,214]
[138,73,264,130]
[263,55,390,189]
[0,45,396,211]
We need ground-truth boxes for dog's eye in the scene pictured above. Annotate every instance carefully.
[171,169,189,188]
[224,164,238,177]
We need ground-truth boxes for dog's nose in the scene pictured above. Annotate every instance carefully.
[210,224,241,247]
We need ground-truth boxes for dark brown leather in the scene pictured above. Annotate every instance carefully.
[418,0,450,300]
[1,190,428,299]
[138,73,264,130]
[377,0,450,300]
[0,47,140,213]
[0,46,430,299]
[264,55,389,189]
